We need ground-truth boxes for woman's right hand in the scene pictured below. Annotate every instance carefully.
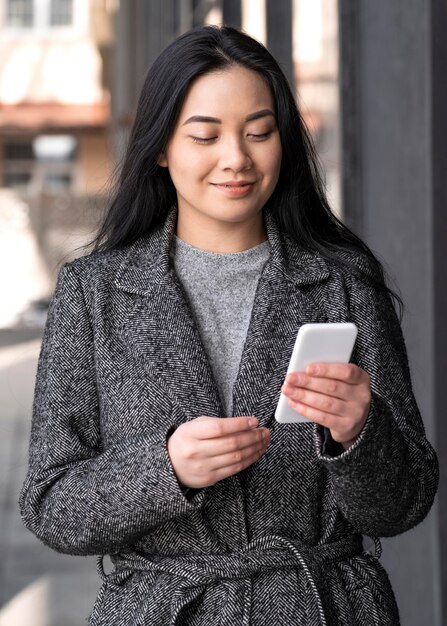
[167,415,270,489]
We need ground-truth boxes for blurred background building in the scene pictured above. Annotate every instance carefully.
[0,1,445,625]
[0,0,114,329]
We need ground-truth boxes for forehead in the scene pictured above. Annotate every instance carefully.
[178,65,275,119]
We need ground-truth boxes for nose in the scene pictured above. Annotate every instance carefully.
[219,136,252,172]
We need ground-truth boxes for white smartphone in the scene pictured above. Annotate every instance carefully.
[275,322,358,424]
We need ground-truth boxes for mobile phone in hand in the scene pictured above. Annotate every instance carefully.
[275,322,358,424]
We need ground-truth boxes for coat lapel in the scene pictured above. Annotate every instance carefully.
[115,208,224,421]
[231,209,332,424]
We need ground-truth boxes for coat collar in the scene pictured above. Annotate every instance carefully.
[114,206,330,295]
[113,205,334,423]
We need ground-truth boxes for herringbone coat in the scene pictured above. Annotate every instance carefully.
[20,206,438,625]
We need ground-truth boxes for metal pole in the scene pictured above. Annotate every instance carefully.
[266,0,294,89]
[223,0,241,27]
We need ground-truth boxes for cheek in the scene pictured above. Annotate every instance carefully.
[262,143,282,185]
[258,135,281,168]
[168,151,211,185]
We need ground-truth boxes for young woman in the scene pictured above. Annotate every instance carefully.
[20,25,438,625]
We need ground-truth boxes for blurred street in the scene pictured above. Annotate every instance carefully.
[0,143,103,624]
[0,184,101,624]
[0,331,100,626]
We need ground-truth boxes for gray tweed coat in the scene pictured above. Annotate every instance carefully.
[20,206,438,625]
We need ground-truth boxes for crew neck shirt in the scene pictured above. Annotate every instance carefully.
[170,235,271,416]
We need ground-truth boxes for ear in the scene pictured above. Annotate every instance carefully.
[156,152,168,167]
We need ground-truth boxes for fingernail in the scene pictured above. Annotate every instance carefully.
[249,417,258,427]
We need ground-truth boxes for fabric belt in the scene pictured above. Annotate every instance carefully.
[97,533,374,626]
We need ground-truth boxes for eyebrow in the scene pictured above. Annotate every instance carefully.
[182,109,275,125]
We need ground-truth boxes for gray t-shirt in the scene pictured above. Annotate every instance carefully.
[170,235,271,416]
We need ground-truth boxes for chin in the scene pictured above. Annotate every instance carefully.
[215,205,263,222]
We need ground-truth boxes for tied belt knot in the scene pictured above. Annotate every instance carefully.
[97,533,377,626]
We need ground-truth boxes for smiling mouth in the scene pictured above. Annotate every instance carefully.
[212,182,255,188]
[211,182,256,197]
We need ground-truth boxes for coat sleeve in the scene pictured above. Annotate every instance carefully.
[19,263,205,556]
[313,268,439,537]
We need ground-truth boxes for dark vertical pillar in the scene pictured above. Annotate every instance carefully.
[111,0,139,157]
[223,0,241,28]
[178,0,193,33]
[266,0,294,88]
[143,0,176,73]
[338,1,362,235]
[432,0,447,618]
[134,0,147,95]
[112,0,179,159]
[113,0,136,113]
[339,1,445,625]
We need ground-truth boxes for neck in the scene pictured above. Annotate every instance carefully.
[175,209,268,253]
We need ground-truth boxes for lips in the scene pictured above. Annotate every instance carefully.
[211,181,256,197]
[212,181,254,186]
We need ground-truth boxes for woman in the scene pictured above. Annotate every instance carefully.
[19,25,438,625]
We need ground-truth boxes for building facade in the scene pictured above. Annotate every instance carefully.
[0,0,114,197]
[0,0,116,291]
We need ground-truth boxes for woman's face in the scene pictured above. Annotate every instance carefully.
[158,65,282,232]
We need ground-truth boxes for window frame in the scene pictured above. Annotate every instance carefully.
[2,0,89,38]
[1,135,80,194]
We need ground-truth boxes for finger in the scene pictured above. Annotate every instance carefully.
[286,396,362,434]
[304,363,368,385]
[210,444,267,482]
[191,415,259,440]
[208,439,268,471]
[287,397,342,427]
[205,427,270,457]
[283,374,351,401]
[283,386,347,417]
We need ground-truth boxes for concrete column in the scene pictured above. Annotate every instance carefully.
[142,0,176,76]
[339,2,446,625]
[112,0,178,156]
[266,0,294,88]
[223,0,242,28]
[338,0,362,234]
[112,0,138,118]
[432,0,447,622]
[178,0,194,33]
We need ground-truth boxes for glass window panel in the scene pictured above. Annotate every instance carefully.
[50,0,73,26]
[3,172,32,189]
[43,173,72,191]
[5,142,35,161]
[6,0,34,28]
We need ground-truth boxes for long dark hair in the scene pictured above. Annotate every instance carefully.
[92,25,403,317]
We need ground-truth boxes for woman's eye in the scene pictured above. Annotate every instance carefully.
[191,136,216,144]
[248,132,272,141]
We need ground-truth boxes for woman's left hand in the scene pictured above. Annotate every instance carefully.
[281,363,372,450]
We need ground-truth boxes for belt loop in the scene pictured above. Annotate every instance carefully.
[363,536,383,559]
[373,536,382,559]
[97,555,108,583]
[97,554,136,588]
